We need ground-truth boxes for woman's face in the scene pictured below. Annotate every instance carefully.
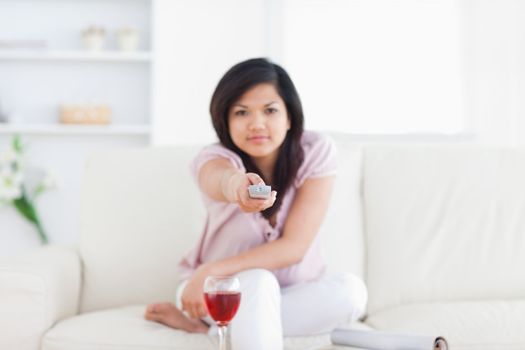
[228,83,291,162]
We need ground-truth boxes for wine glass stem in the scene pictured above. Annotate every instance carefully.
[218,325,228,350]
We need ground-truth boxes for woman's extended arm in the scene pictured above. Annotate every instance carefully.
[207,175,335,272]
[182,157,335,318]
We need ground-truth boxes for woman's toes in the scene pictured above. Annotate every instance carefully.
[145,312,159,321]
[144,304,162,320]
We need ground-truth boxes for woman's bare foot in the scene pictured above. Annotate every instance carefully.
[144,302,209,333]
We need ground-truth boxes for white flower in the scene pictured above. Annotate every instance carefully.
[0,150,25,173]
[0,140,25,201]
[0,171,23,201]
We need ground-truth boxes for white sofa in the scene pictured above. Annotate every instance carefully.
[1,136,525,350]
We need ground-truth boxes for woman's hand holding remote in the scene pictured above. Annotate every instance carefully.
[223,170,277,213]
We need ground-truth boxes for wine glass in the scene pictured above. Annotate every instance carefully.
[204,276,241,350]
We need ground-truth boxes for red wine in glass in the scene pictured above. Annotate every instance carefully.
[204,276,241,350]
[204,291,241,326]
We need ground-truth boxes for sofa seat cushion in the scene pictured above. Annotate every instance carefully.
[42,305,335,350]
[366,300,525,350]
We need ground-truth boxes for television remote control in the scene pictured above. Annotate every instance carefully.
[248,184,272,199]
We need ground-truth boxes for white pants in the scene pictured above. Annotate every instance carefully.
[176,269,368,350]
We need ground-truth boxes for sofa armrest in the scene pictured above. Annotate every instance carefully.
[0,245,81,350]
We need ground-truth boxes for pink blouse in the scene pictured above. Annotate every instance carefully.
[178,130,337,287]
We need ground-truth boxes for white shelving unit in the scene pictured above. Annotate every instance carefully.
[0,0,153,129]
[0,0,155,253]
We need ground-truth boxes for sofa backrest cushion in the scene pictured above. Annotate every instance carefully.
[79,146,205,312]
[364,146,525,314]
[321,134,365,279]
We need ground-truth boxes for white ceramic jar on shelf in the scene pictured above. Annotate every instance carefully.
[82,26,106,51]
[117,27,139,51]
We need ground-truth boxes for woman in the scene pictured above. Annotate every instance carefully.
[145,58,367,349]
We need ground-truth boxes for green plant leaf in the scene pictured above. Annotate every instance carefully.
[12,134,24,154]
[6,136,49,245]
[12,190,48,244]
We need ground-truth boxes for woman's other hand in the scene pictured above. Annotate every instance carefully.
[181,265,211,319]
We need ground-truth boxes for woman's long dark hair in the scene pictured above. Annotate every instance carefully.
[210,58,304,220]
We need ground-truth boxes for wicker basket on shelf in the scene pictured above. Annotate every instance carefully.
[59,104,111,125]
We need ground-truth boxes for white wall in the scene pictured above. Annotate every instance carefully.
[152,0,267,145]
[280,0,464,135]
[461,0,524,146]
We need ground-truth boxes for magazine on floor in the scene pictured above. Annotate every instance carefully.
[330,328,449,350]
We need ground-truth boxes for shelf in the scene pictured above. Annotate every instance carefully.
[0,50,152,63]
[0,123,151,136]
